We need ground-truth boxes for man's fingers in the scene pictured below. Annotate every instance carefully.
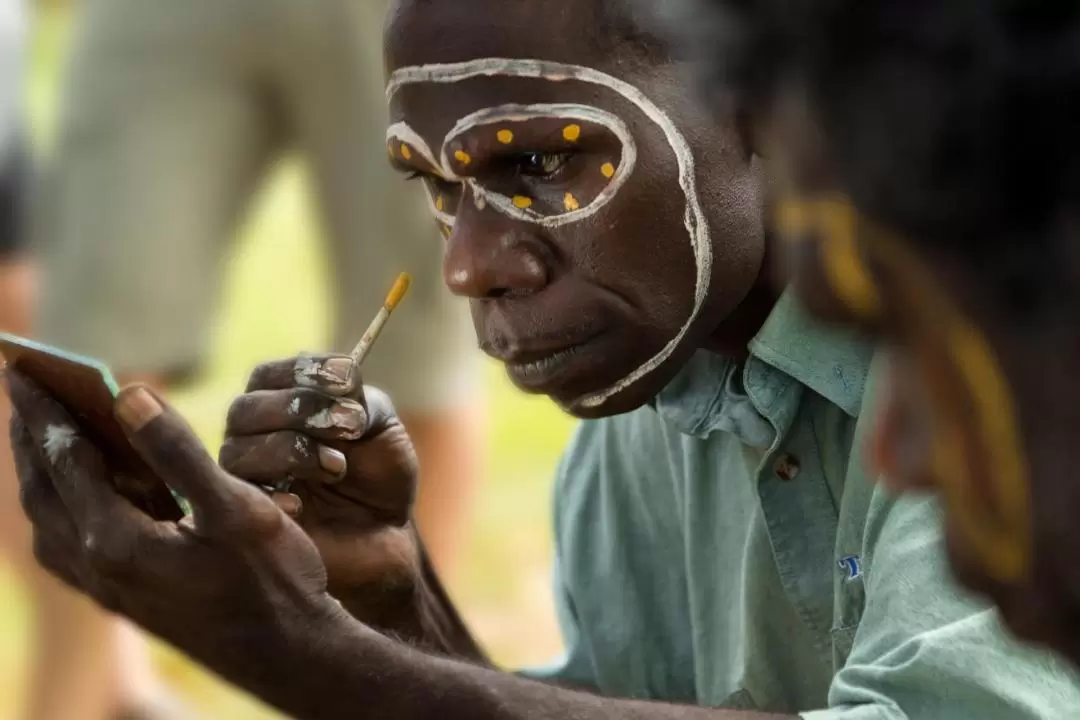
[246,355,359,397]
[359,386,399,436]
[220,432,347,486]
[116,385,248,526]
[13,413,83,563]
[7,373,163,586]
[226,388,369,442]
[5,371,150,535]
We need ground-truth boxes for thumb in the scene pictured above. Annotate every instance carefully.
[115,385,240,526]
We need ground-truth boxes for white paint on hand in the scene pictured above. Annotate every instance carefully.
[43,424,77,465]
[288,398,301,416]
[293,356,323,388]
[306,409,335,430]
[387,58,713,410]
[294,436,309,457]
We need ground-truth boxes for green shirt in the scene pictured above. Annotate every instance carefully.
[526,292,1080,718]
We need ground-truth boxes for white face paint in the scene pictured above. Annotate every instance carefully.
[43,424,77,466]
[387,58,711,410]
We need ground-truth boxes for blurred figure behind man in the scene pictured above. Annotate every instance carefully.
[26,0,482,717]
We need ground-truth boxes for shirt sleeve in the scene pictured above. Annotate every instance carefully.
[802,490,1080,720]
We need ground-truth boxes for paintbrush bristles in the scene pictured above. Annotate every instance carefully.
[349,273,412,365]
[385,272,411,311]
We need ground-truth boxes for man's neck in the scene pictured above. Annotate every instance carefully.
[700,275,781,359]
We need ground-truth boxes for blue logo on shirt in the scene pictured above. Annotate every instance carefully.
[838,555,862,581]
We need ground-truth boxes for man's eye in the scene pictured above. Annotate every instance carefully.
[516,151,571,178]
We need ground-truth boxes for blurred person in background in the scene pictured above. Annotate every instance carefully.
[0,3,123,720]
[30,0,481,714]
[8,1,1080,719]
[665,0,1080,669]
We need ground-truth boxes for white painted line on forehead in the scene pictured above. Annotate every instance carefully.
[441,103,637,228]
[388,58,712,409]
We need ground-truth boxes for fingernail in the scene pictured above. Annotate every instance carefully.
[306,399,368,438]
[321,358,355,388]
[116,387,164,431]
[318,445,347,479]
[272,492,303,517]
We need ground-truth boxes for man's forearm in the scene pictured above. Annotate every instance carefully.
[238,606,792,720]
[334,543,488,663]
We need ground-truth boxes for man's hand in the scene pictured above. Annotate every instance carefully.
[220,354,482,656]
[4,368,786,720]
[4,369,352,690]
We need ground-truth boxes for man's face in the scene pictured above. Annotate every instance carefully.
[384,1,765,418]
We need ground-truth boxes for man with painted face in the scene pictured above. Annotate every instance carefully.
[677,0,1080,668]
[5,1,1080,719]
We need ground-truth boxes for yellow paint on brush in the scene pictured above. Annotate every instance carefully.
[454,150,472,166]
[400,144,412,160]
[564,193,580,211]
[601,162,616,179]
[385,273,412,311]
[512,195,533,209]
[497,129,514,144]
[563,124,582,142]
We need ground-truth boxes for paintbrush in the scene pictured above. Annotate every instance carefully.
[266,272,411,497]
[350,272,412,365]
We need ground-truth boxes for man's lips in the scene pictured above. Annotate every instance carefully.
[484,333,605,392]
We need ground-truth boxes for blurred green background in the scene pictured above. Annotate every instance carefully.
[0,5,572,718]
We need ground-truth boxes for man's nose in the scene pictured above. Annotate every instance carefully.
[443,220,550,300]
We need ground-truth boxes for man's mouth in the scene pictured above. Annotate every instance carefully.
[490,334,604,393]
[505,345,587,387]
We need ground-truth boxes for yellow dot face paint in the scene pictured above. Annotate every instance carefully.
[441,224,452,239]
[497,129,514,144]
[400,144,412,161]
[454,150,472,166]
[563,124,582,142]
[601,162,616,179]
[512,195,533,209]
[564,193,580,211]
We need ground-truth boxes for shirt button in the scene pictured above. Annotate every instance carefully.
[774,453,800,482]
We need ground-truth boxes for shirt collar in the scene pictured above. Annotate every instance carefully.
[653,290,872,441]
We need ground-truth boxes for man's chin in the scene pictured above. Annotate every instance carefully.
[547,373,674,420]
[555,390,648,420]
